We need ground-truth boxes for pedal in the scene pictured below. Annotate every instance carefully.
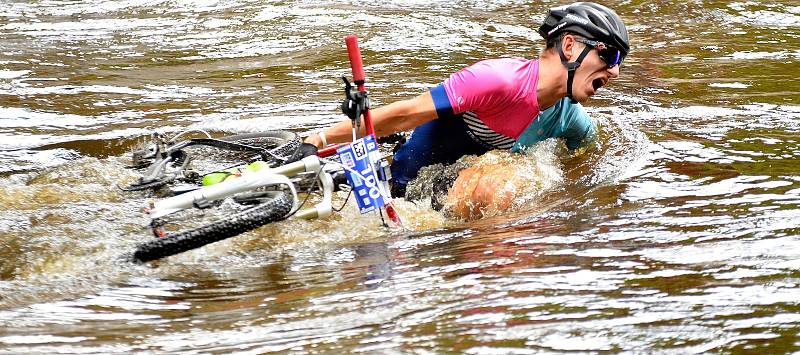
[150,218,168,238]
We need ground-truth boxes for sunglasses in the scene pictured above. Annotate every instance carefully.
[575,38,624,68]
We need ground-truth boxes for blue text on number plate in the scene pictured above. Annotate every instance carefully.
[337,135,386,214]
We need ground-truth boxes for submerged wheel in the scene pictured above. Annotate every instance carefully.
[125,130,301,192]
[218,131,301,164]
[132,190,294,263]
[195,130,301,169]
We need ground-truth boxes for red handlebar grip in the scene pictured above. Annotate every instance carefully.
[317,144,340,158]
[345,35,365,83]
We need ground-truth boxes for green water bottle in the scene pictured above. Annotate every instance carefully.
[202,161,270,186]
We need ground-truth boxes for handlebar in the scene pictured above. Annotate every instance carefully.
[345,35,365,84]
[344,35,374,137]
[317,35,373,158]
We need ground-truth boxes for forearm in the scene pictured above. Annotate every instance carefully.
[305,92,437,148]
[305,119,364,148]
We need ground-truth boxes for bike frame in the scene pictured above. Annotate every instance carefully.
[149,155,334,220]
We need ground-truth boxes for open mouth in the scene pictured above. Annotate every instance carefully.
[592,78,605,91]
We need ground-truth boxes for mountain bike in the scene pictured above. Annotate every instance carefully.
[131,35,401,263]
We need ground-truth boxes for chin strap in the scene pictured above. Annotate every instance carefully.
[557,38,593,104]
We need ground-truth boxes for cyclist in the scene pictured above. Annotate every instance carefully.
[304,2,630,215]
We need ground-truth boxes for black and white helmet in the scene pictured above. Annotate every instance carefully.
[538,2,629,57]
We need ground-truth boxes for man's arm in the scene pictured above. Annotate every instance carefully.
[305,92,438,148]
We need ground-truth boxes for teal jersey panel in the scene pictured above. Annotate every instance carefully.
[512,98,596,152]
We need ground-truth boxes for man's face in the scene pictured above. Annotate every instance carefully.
[568,38,621,103]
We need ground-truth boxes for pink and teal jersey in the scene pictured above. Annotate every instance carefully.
[390,58,596,194]
[430,58,595,150]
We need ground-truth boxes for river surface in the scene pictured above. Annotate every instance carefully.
[1,0,799,353]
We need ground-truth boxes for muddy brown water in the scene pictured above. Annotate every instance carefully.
[1,1,799,353]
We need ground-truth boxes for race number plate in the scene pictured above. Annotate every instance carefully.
[337,135,386,214]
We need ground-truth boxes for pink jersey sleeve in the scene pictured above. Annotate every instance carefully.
[442,59,516,115]
[440,59,540,139]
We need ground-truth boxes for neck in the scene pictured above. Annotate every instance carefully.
[536,51,568,110]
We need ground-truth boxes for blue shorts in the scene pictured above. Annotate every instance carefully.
[390,115,489,197]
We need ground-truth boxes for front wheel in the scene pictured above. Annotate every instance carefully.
[132,190,294,263]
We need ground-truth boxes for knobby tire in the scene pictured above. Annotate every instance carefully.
[132,190,294,263]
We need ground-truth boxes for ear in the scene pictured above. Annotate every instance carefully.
[560,34,578,60]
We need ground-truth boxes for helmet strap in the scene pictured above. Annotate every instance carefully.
[557,38,593,104]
